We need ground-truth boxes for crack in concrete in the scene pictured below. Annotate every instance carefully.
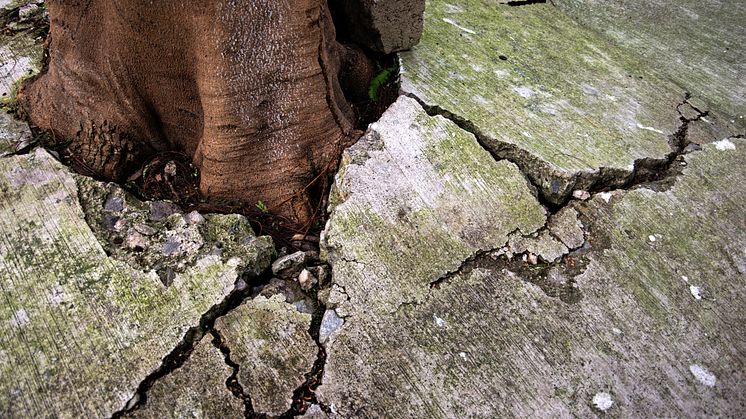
[277,289,332,418]
[208,328,261,418]
[499,0,549,6]
[109,267,274,418]
[407,92,710,214]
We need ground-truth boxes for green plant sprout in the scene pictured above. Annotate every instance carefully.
[368,67,397,102]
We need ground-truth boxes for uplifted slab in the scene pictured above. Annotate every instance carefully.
[318,135,746,416]
[400,0,688,204]
[0,149,273,416]
[555,0,746,125]
[214,295,317,416]
[321,96,546,315]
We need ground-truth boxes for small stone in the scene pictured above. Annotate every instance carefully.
[648,235,657,242]
[592,392,614,411]
[133,223,157,236]
[684,143,702,153]
[527,253,538,265]
[298,269,317,291]
[103,195,124,213]
[317,288,331,306]
[689,285,703,300]
[163,161,177,177]
[126,230,148,251]
[599,192,613,203]
[311,265,331,287]
[271,251,306,278]
[572,190,591,200]
[149,201,180,221]
[185,211,205,225]
[689,364,717,387]
[319,309,345,344]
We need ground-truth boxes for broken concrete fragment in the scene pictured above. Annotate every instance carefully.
[400,0,688,204]
[0,149,274,416]
[0,111,32,156]
[548,207,585,250]
[319,309,344,345]
[76,178,274,282]
[317,138,746,416]
[214,295,317,416]
[272,250,306,278]
[330,0,425,53]
[508,230,569,263]
[127,337,244,418]
[322,96,546,314]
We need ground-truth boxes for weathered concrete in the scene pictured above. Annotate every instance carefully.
[214,295,317,416]
[0,0,45,105]
[319,124,746,416]
[0,149,273,417]
[0,111,32,156]
[555,0,746,125]
[128,336,245,418]
[321,96,547,315]
[400,0,698,204]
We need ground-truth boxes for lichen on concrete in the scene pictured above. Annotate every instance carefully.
[317,135,746,416]
[214,295,317,416]
[400,0,691,204]
[322,96,546,315]
[0,149,274,417]
[76,177,274,286]
[554,0,746,126]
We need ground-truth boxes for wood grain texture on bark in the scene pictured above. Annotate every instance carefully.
[22,0,355,222]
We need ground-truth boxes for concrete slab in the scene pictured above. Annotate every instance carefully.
[400,0,693,204]
[318,131,746,416]
[555,0,746,125]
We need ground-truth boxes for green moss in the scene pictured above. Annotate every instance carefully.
[400,0,680,182]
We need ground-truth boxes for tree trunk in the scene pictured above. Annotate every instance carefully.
[22,0,363,223]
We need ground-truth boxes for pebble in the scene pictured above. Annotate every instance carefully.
[319,309,344,344]
[298,269,318,291]
[271,251,306,278]
[572,190,591,200]
[592,392,614,411]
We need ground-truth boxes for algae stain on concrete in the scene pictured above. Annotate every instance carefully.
[0,149,273,417]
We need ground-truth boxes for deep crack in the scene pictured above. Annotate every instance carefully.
[407,92,708,215]
[278,288,331,418]
[209,328,261,418]
[110,267,274,418]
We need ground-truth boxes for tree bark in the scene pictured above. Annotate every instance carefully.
[22,0,358,222]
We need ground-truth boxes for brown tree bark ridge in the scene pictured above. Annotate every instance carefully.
[22,0,424,223]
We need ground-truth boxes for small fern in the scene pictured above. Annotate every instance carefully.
[368,67,397,103]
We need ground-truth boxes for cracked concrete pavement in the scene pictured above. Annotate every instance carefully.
[1,0,745,417]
